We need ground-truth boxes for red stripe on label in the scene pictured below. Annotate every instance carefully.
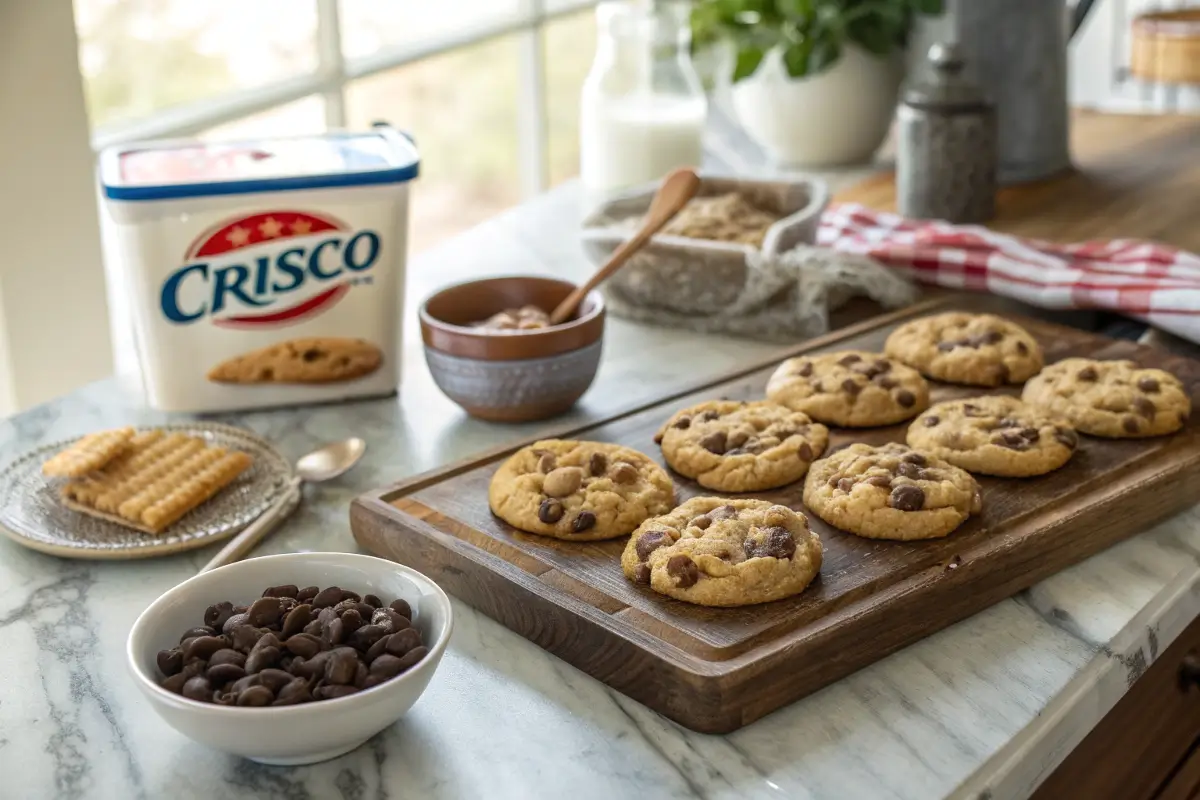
[213,283,350,329]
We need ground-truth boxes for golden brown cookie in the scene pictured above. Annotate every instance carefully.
[802,443,981,540]
[766,351,929,427]
[1021,358,1191,438]
[208,338,382,384]
[621,497,822,607]
[488,440,674,541]
[884,313,1043,387]
[655,400,829,492]
[906,395,1077,477]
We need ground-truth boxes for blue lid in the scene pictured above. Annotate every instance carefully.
[100,124,420,201]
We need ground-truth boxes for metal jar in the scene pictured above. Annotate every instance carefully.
[896,42,997,223]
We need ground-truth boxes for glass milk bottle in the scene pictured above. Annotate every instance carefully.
[580,0,707,210]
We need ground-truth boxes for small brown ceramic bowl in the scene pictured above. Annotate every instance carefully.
[419,276,605,422]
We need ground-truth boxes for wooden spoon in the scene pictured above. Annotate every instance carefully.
[549,167,702,326]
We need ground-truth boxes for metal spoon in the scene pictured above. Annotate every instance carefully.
[548,167,701,326]
[199,438,366,573]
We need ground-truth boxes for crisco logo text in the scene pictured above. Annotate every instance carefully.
[160,230,380,324]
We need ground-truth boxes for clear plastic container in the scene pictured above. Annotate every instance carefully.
[579,0,707,209]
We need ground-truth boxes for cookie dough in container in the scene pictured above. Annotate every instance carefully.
[99,125,419,413]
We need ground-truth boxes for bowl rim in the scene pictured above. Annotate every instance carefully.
[126,552,454,717]
[418,274,605,340]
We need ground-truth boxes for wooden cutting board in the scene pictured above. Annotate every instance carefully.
[351,297,1200,734]
[836,111,1200,252]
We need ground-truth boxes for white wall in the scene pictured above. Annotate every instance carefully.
[0,0,113,415]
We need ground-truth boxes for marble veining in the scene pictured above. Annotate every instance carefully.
[2,182,1199,799]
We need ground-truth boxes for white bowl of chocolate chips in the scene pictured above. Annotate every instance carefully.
[127,552,453,765]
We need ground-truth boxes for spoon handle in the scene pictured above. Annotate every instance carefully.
[549,168,701,325]
[199,476,303,573]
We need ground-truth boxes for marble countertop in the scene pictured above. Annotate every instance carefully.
[4,185,1200,800]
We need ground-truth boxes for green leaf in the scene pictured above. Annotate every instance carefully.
[808,35,841,73]
[782,39,813,78]
[776,0,813,20]
[732,46,766,81]
[910,0,943,14]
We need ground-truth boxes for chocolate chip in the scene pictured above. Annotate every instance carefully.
[206,663,247,685]
[744,526,796,560]
[1016,341,1029,355]
[231,625,266,652]
[666,555,699,588]
[389,599,412,619]
[320,616,345,647]
[182,636,226,662]
[873,359,892,374]
[281,604,313,639]
[901,452,927,466]
[385,628,423,658]
[273,677,313,706]
[709,505,738,520]
[203,602,235,629]
[350,624,388,651]
[324,648,359,685]
[263,584,299,599]
[236,685,274,707]
[981,330,1004,344]
[864,475,892,488]
[1021,427,1040,440]
[1138,377,1160,394]
[889,485,925,511]
[994,431,1030,450]
[1134,396,1157,418]
[182,676,212,702]
[797,362,813,377]
[837,477,855,493]
[877,376,899,390]
[1077,366,1098,381]
[841,378,861,396]
[672,416,691,430]
[1123,416,1140,433]
[700,410,720,421]
[635,530,672,561]
[634,564,651,585]
[962,403,983,417]
[208,648,245,669]
[157,649,182,676]
[923,415,940,427]
[588,452,608,476]
[535,497,566,525]
[180,625,216,643]
[363,594,382,609]
[312,586,344,608]
[896,389,916,408]
[798,442,813,461]
[937,341,956,352]
[690,514,712,529]
[838,354,862,366]
[571,511,597,533]
[896,462,922,479]
[610,462,639,484]
[246,596,285,628]
[1053,427,1077,448]
[297,586,320,603]
[284,633,322,660]
[245,645,281,675]
[699,431,727,454]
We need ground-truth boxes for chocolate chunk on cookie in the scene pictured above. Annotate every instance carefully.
[488,440,675,540]
[802,442,981,540]
[766,351,930,427]
[656,400,829,492]
[620,497,822,607]
[906,395,1077,477]
[884,313,1043,387]
[1021,358,1191,438]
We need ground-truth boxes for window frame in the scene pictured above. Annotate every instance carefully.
[88,0,601,196]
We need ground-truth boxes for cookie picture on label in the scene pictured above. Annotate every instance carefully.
[208,338,383,384]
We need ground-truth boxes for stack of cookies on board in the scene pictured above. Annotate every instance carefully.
[488,312,1193,608]
[42,427,254,534]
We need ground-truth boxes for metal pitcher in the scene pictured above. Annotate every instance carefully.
[909,0,1097,185]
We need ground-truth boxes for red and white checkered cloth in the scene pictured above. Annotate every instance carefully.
[818,203,1200,344]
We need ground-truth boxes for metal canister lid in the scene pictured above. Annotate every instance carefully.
[902,43,989,111]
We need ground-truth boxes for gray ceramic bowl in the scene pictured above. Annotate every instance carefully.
[418,276,605,422]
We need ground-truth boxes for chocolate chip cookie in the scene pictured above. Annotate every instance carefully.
[802,443,982,540]
[906,395,1077,477]
[1021,358,1191,438]
[620,497,822,607]
[655,400,829,492]
[488,440,675,541]
[766,351,930,427]
[884,313,1043,387]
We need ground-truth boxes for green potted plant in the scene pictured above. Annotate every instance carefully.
[692,0,944,166]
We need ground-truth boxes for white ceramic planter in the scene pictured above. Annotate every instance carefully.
[731,44,903,167]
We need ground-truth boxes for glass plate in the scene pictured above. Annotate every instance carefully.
[0,423,293,560]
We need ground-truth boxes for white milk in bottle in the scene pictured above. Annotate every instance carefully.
[579,1,706,209]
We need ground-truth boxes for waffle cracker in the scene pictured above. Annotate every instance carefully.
[42,427,136,477]
[60,432,253,534]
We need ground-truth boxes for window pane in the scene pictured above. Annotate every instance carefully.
[74,0,318,129]
[544,9,598,187]
[346,38,520,253]
[339,0,521,62]
[199,97,327,141]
